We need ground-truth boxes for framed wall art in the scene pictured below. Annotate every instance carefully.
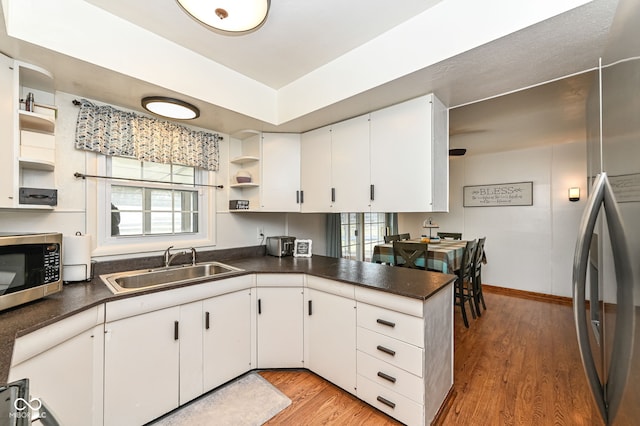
[463,181,533,207]
[294,239,312,257]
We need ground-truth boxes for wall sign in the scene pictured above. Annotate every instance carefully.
[609,173,640,203]
[463,181,533,207]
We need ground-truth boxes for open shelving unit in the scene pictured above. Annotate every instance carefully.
[228,130,261,211]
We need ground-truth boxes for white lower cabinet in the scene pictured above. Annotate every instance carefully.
[179,300,205,404]
[354,283,454,426]
[104,306,181,426]
[256,285,305,368]
[9,273,452,426]
[9,306,105,426]
[202,289,252,390]
[304,279,357,394]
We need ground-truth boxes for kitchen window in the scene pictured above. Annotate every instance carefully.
[109,157,199,236]
[94,155,215,256]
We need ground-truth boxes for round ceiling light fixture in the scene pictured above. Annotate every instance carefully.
[141,96,200,120]
[176,0,270,34]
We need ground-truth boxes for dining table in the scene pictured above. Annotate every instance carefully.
[370,238,468,273]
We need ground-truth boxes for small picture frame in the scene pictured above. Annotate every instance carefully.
[294,239,312,257]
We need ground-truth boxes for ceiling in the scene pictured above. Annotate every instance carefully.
[0,0,621,153]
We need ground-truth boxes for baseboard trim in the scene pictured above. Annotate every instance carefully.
[483,284,572,306]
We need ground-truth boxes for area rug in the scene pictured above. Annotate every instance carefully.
[151,373,291,426]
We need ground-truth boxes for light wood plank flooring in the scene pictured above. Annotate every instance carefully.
[260,286,603,425]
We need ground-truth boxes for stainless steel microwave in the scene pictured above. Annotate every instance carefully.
[0,232,62,311]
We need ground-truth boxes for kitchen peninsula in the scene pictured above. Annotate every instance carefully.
[0,250,455,426]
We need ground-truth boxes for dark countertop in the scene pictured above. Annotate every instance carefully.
[0,254,455,384]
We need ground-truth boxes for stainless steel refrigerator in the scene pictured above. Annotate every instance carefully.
[573,0,640,424]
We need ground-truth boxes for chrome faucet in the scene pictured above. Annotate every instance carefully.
[163,246,188,268]
[190,247,197,266]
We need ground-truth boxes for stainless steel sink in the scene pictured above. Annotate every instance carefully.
[100,262,244,294]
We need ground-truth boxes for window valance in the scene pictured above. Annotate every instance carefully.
[74,99,220,171]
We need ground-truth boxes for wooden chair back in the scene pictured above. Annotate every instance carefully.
[474,237,486,272]
[392,241,428,269]
[438,232,462,240]
[384,234,401,243]
[458,239,477,280]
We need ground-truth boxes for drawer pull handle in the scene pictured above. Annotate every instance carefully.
[376,345,396,356]
[205,311,210,330]
[174,321,179,340]
[377,371,397,383]
[376,318,396,328]
[377,396,396,409]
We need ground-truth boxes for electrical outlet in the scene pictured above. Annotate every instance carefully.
[257,226,264,240]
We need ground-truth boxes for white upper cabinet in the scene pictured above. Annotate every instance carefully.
[370,94,449,212]
[331,114,371,212]
[300,126,332,212]
[234,93,448,213]
[261,132,301,212]
[0,53,15,208]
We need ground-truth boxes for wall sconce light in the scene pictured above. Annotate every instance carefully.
[569,187,580,202]
[141,96,200,120]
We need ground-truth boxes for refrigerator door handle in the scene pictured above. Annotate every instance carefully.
[572,173,607,421]
[601,174,635,423]
[573,172,636,424]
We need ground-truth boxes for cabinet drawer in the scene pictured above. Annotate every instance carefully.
[357,374,423,426]
[357,302,424,348]
[357,350,424,403]
[357,327,423,377]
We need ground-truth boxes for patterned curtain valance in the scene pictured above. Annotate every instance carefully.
[74,99,220,171]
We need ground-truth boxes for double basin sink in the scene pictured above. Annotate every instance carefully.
[100,262,244,294]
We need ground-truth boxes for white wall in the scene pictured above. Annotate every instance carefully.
[399,141,586,297]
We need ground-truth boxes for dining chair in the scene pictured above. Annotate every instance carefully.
[454,239,477,328]
[437,232,462,240]
[399,233,411,240]
[392,241,428,270]
[384,234,401,243]
[472,236,487,315]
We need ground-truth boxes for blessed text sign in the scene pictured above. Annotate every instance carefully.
[463,182,533,207]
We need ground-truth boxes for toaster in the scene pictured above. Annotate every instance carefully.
[266,236,296,257]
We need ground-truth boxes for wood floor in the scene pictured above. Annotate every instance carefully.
[260,286,603,425]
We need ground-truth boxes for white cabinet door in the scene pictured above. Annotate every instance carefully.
[0,53,15,207]
[202,289,252,391]
[370,94,449,212]
[256,287,304,368]
[300,126,332,212]
[9,324,104,426]
[331,114,371,212]
[179,300,204,405]
[104,306,180,426]
[305,288,357,394]
[261,133,301,212]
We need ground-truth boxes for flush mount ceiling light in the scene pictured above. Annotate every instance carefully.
[176,0,270,34]
[141,96,200,120]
